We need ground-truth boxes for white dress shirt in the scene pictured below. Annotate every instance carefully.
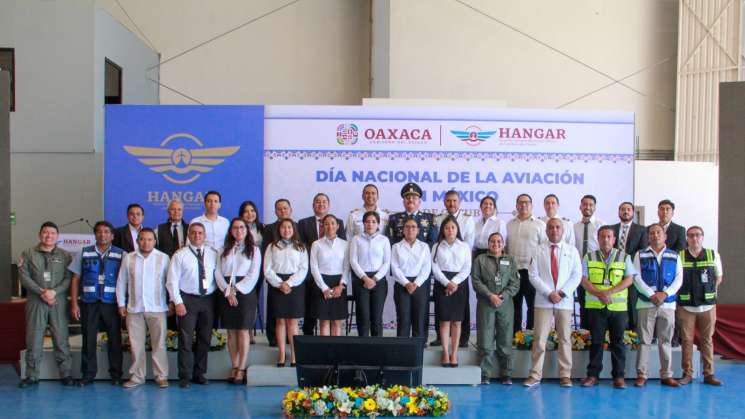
[263,241,308,288]
[506,215,547,269]
[116,249,170,313]
[129,224,141,252]
[166,244,218,305]
[528,241,582,310]
[431,239,472,286]
[474,215,508,250]
[189,214,230,250]
[390,239,432,287]
[632,247,684,310]
[435,210,475,249]
[574,215,605,257]
[215,244,261,296]
[349,232,391,281]
[310,237,351,292]
[346,207,390,238]
[539,215,575,246]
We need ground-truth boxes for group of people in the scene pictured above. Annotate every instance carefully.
[17,183,723,391]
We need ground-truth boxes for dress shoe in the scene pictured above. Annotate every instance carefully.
[500,377,513,386]
[634,377,647,387]
[480,375,490,385]
[678,375,693,385]
[429,339,441,347]
[703,375,723,386]
[559,377,573,387]
[111,378,124,386]
[192,376,209,385]
[613,378,626,389]
[76,378,94,387]
[450,363,459,368]
[523,377,540,387]
[179,379,191,388]
[123,380,143,389]
[155,378,169,388]
[290,363,296,368]
[661,378,680,387]
[61,376,75,386]
[581,376,598,387]
[18,378,38,388]
[459,341,469,348]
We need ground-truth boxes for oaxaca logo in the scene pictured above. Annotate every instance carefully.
[336,123,359,145]
[450,126,497,146]
[124,133,240,185]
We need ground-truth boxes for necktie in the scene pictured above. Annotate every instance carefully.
[619,224,628,251]
[196,248,206,295]
[318,218,324,239]
[172,224,180,251]
[582,221,589,256]
[550,244,559,288]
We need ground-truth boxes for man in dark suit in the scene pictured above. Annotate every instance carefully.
[263,198,294,346]
[611,201,648,330]
[297,193,346,336]
[113,203,144,253]
[654,199,686,252]
[156,200,188,257]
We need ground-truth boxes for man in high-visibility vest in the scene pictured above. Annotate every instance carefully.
[677,226,723,386]
[580,226,634,389]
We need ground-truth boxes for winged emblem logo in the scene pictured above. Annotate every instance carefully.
[450,126,497,146]
[123,133,240,184]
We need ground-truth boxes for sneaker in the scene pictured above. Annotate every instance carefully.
[523,377,540,387]
[123,380,143,389]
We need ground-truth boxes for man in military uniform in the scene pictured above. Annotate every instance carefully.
[18,221,74,388]
[386,182,437,246]
[346,183,390,238]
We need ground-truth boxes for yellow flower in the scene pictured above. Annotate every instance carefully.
[311,392,320,400]
[296,392,306,401]
[363,398,377,411]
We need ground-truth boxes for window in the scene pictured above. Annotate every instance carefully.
[105,58,122,105]
[0,48,15,111]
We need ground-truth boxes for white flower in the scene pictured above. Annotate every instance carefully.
[312,400,327,415]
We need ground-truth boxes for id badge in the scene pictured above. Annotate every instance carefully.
[43,271,51,282]
[700,271,709,283]
[494,273,502,287]
[98,274,105,285]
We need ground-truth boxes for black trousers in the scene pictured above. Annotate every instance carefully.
[177,293,215,380]
[512,269,535,333]
[576,286,588,329]
[626,286,639,330]
[394,279,429,338]
[80,301,122,379]
[352,273,388,337]
[302,274,317,335]
[587,308,627,378]
[265,283,277,344]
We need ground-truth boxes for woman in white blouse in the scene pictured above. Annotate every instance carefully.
[432,215,472,367]
[310,214,350,336]
[391,217,432,339]
[263,218,308,367]
[474,196,507,258]
[215,218,261,384]
[349,211,391,337]
[239,200,264,345]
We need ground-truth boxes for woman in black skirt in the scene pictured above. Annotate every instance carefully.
[263,218,307,367]
[310,214,350,336]
[215,218,261,384]
[432,215,472,367]
[349,211,391,337]
[239,200,264,344]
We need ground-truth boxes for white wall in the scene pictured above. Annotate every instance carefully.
[97,0,371,105]
[2,1,158,259]
[634,160,719,248]
[384,0,679,153]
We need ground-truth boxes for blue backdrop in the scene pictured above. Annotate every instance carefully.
[104,105,264,228]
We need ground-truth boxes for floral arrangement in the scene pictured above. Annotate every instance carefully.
[100,329,228,352]
[514,329,640,351]
[282,385,449,418]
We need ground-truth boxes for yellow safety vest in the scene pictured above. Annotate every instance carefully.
[585,249,628,311]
